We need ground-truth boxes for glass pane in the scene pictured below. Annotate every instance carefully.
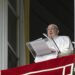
[8,6,17,52]
[8,0,17,11]
[8,46,18,68]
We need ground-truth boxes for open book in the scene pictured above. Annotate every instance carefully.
[26,38,58,58]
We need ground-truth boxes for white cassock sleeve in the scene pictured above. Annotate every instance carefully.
[58,36,73,57]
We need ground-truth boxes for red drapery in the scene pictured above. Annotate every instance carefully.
[1,54,75,75]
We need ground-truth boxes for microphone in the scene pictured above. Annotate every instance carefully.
[43,33,60,53]
[43,33,51,42]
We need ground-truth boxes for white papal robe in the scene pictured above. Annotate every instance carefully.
[34,36,73,63]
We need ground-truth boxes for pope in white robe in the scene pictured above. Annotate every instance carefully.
[34,24,73,63]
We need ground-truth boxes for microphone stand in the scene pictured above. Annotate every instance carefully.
[43,33,60,54]
[51,37,60,53]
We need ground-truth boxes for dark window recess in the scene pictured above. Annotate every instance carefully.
[8,0,17,11]
[8,6,17,52]
[8,47,18,68]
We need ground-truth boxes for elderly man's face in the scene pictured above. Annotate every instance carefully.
[47,25,59,38]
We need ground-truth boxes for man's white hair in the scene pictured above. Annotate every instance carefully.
[47,24,59,30]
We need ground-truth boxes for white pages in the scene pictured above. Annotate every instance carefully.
[26,38,57,58]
